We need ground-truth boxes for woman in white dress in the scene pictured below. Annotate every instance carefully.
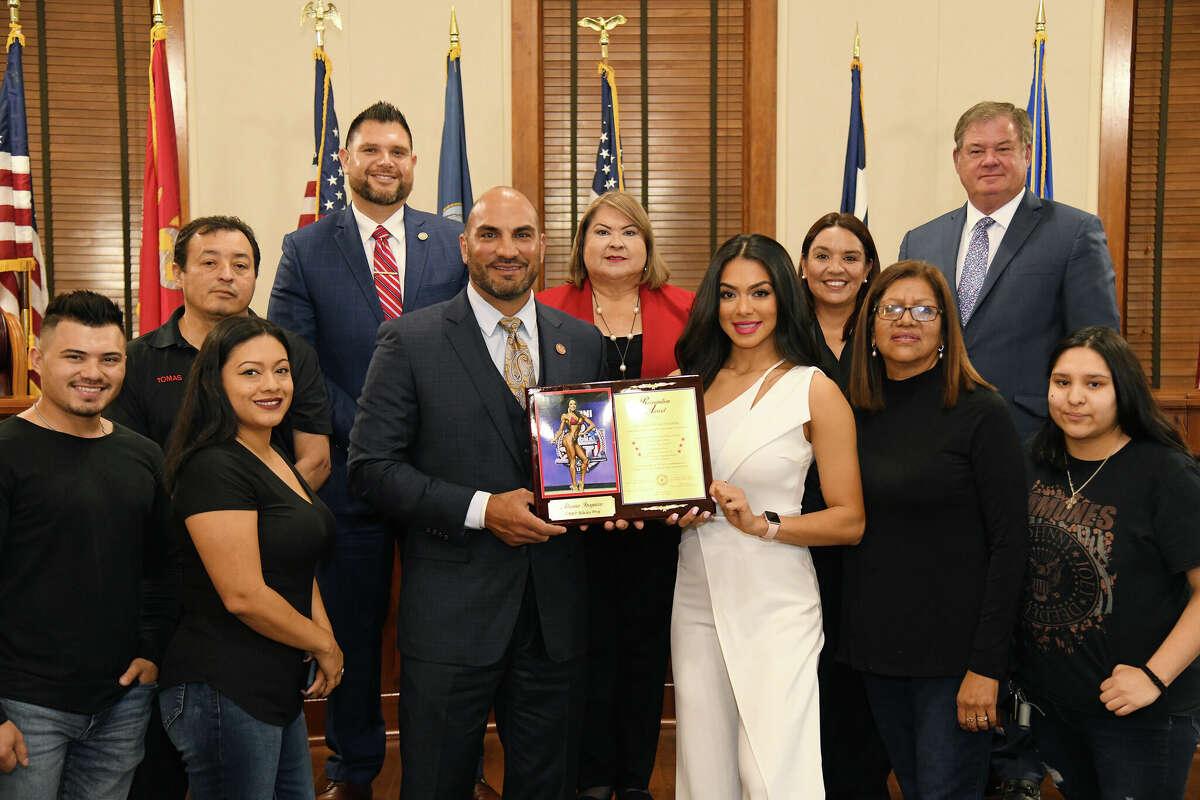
[669,234,866,798]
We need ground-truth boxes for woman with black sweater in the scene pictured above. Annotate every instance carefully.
[841,260,1028,800]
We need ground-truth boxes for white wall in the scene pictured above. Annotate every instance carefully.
[181,0,1106,305]
[183,0,512,312]
[776,0,1106,267]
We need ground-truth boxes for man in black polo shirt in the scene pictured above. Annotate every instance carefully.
[106,215,332,799]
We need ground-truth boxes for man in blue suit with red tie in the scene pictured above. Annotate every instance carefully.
[268,101,468,800]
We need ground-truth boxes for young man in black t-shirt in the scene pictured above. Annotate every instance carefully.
[0,291,169,800]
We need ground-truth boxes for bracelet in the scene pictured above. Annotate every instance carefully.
[1140,664,1168,695]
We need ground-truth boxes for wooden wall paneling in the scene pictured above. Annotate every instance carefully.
[1098,0,1135,329]
[742,0,775,236]
[512,0,543,236]
[539,2,751,293]
[1125,0,1200,389]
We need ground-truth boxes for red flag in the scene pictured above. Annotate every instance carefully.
[138,16,182,333]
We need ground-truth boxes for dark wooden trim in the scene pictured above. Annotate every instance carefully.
[511,0,544,290]
[511,0,543,220]
[34,0,54,295]
[114,0,133,337]
[742,0,776,236]
[709,0,718,254]
[164,0,188,221]
[1098,0,1135,332]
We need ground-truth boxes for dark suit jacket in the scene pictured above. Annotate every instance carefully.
[268,204,468,515]
[898,189,1120,436]
[347,290,606,666]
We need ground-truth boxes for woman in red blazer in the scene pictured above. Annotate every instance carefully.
[538,191,692,800]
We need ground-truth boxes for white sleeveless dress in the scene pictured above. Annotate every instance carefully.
[671,365,825,799]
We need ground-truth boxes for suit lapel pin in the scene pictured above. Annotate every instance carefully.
[417,231,429,241]
[555,343,566,355]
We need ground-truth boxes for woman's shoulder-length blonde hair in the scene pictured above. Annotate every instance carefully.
[565,191,671,289]
[848,259,993,411]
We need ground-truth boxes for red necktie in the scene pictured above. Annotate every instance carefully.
[372,225,404,319]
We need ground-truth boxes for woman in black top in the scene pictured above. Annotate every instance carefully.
[797,212,891,799]
[159,316,340,800]
[797,212,880,388]
[1018,327,1200,799]
[842,261,1027,800]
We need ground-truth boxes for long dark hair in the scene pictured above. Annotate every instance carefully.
[798,212,881,342]
[848,260,992,411]
[1030,326,1190,469]
[675,233,820,388]
[164,316,292,492]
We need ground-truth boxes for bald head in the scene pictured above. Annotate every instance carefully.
[459,186,546,315]
[465,186,541,236]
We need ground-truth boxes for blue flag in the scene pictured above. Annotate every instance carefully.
[840,57,868,224]
[1026,31,1053,199]
[438,46,473,223]
[297,49,344,228]
[590,63,624,198]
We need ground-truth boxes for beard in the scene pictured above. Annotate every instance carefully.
[468,257,539,303]
[348,171,411,207]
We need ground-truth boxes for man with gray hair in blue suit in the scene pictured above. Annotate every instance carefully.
[899,100,1120,439]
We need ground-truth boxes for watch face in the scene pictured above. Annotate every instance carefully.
[764,510,781,524]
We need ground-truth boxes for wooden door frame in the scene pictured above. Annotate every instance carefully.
[1097,0,1134,330]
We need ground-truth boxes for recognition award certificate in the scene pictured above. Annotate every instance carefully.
[527,375,715,524]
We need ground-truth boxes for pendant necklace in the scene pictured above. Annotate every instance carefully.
[1065,438,1122,508]
[592,289,640,375]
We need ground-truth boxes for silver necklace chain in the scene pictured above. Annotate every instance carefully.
[33,400,109,436]
[1065,438,1122,508]
[592,290,640,375]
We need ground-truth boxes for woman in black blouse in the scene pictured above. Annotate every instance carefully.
[797,212,880,389]
[842,260,1027,800]
[160,316,341,800]
[796,212,891,799]
[1018,327,1200,799]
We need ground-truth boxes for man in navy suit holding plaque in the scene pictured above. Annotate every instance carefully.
[268,101,467,799]
[349,186,606,799]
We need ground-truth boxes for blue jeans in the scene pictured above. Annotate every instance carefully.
[0,683,154,800]
[862,673,992,800]
[1030,694,1200,799]
[159,682,314,800]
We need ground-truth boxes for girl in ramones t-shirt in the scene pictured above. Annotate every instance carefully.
[1019,326,1200,800]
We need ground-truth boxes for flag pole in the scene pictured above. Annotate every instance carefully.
[301,0,342,51]
[578,14,627,64]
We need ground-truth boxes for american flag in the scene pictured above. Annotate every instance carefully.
[589,63,624,200]
[297,48,344,228]
[0,30,47,392]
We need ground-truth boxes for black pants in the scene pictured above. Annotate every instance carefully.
[577,522,679,791]
[398,578,583,800]
[812,545,891,800]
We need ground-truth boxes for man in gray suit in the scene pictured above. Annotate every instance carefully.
[348,186,606,799]
[898,101,1120,437]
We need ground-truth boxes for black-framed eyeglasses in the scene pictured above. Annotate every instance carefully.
[875,304,943,322]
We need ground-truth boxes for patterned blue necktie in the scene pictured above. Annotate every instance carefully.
[957,216,995,325]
